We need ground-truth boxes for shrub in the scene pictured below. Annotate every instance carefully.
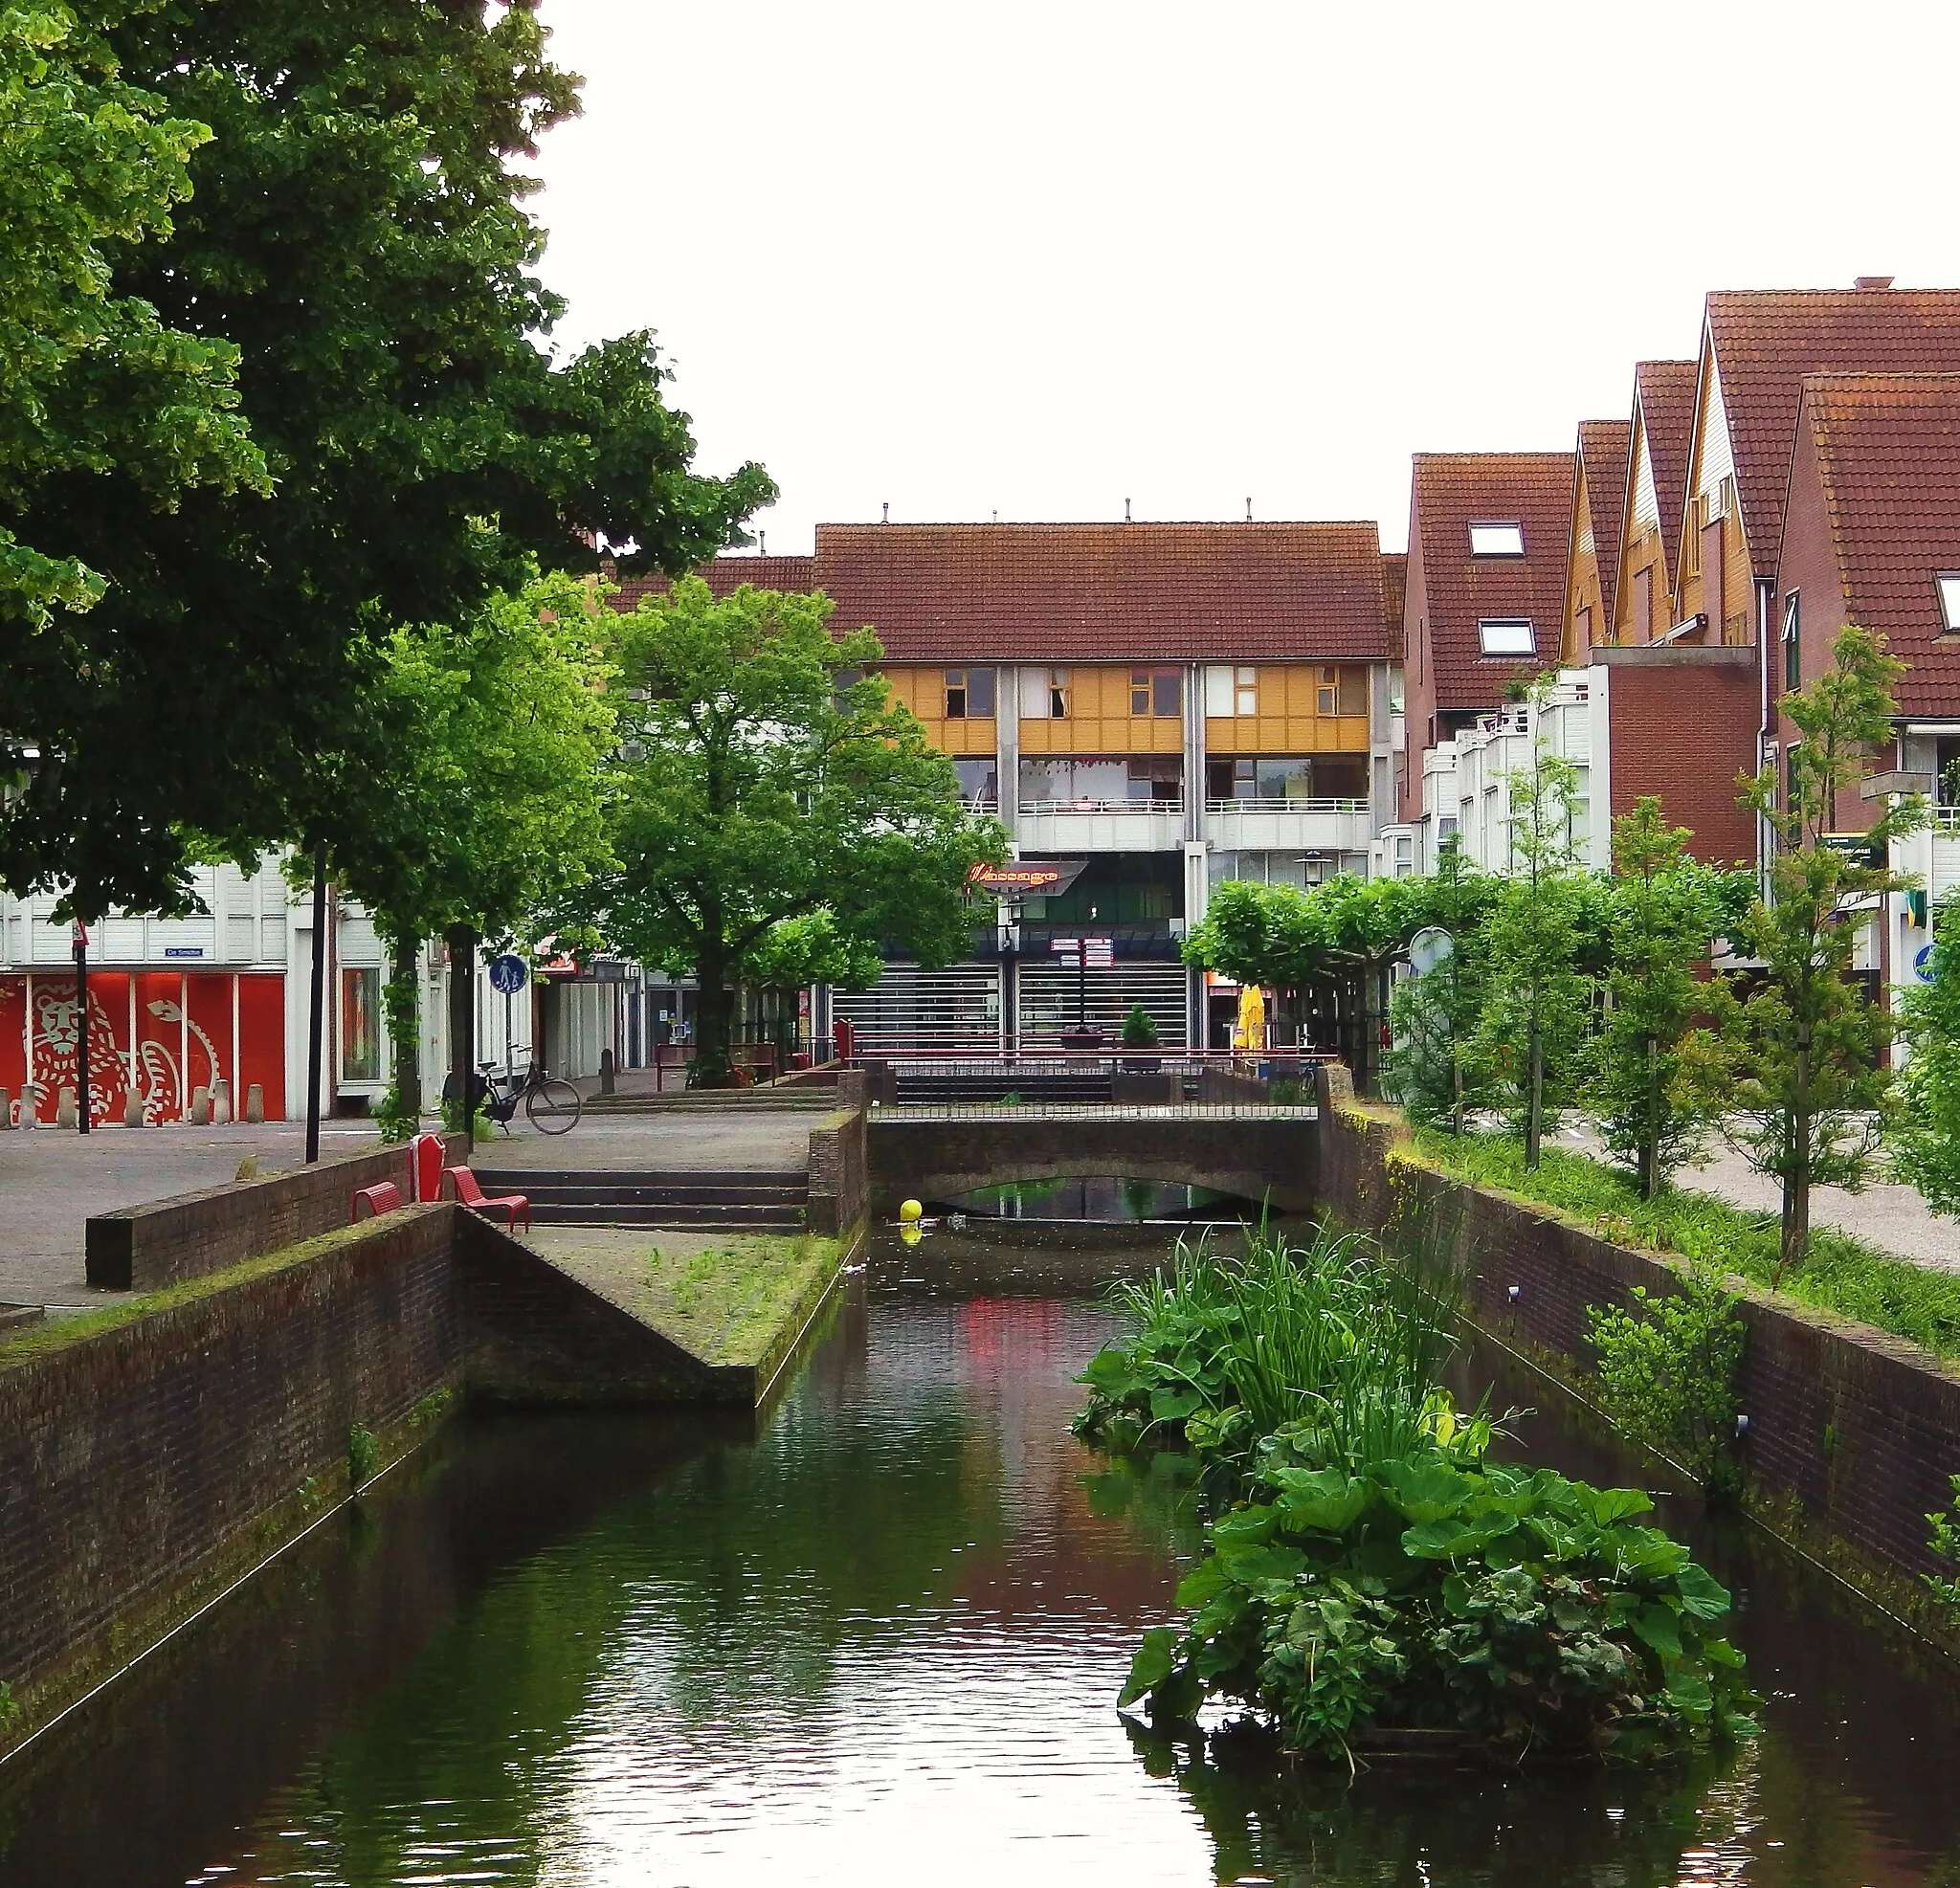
[1927,1476,1960,1609]
[1586,1268,1748,1499]
[1122,1004,1162,1050]
[346,1423,380,1489]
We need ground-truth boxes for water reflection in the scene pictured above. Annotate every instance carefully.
[0,1233,1957,1886]
[947,1175,1252,1223]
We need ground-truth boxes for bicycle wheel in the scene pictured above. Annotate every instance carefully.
[526,1077,582,1134]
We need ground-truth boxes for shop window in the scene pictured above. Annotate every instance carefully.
[944,667,995,719]
[340,966,381,1082]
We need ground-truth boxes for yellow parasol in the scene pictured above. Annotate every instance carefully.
[1233,982,1266,1053]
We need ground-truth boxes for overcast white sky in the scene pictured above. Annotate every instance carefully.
[529,0,1960,555]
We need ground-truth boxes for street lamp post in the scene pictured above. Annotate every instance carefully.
[71,920,89,1134]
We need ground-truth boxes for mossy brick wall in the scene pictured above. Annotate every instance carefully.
[1315,1064,1960,1587]
[0,1208,463,1711]
[806,1084,868,1237]
[86,1133,469,1291]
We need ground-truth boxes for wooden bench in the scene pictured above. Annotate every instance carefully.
[445,1165,531,1233]
[350,1181,402,1222]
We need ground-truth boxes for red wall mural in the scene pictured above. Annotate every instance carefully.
[0,972,287,1123]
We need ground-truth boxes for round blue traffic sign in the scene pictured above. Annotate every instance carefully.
[1916,944,1938,986]
[488,953,530,995]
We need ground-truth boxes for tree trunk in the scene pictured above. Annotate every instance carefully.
[1525,1001,1545,1168]
[693,939,734,1088]
[1781,1024,1813,1283]
[1641,1030,1660,1200]
[445,922,477,1131]
[385,935,421,1131]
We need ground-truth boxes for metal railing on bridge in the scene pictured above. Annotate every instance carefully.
[847,1045,1331,1119]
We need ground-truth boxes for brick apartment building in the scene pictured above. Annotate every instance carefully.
[624,522,1403,1049]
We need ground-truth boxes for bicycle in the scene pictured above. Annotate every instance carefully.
[447,1054,583,1135]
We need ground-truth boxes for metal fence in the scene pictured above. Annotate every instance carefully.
[853,1048,1329,1119]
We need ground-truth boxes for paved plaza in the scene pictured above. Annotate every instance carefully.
[0,1106,820,1309]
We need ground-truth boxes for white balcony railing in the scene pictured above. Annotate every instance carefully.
[1204,800,1374,855]
[1014,801,1186,852]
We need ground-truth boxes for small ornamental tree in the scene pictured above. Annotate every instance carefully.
[1890,901,1960,1218]
[1707,627,1925,1278]
[1474,682,1592,1166]
[1185,871,1500,1093]
[1589,799,1744,1199]
[1384,837,1496,1132]
[579,580,1006,1087]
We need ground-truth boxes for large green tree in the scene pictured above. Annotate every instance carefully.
[308,569,620,1129]
[1588,799,1745,1199]
[0,3,261,663]
[0,0,770,917]
[1708,627,1924,1278]
[575,579,1005,1087]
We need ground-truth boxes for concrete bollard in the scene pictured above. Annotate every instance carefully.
[17,1084,39,1130]
[189,1085,211,1126]
[123,1083,145,1127]
[0,1085,10,1128]
[244,1083,264,1124]
[55,1087,78,1130]
[211,1077,231,1124]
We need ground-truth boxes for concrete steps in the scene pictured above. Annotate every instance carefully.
[473,1167,810,1230]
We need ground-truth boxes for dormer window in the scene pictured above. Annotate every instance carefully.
[1469,522,1525,557]
[1938,573,1960,635]
[1479,618,1536,655]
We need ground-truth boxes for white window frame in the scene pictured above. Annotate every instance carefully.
[1478,618,1536,655]
[1937,572,1960,635]
[1469,521,1526,558]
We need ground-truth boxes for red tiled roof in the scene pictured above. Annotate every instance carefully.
[611,555,816,612]
[1411,453,1574,706]
[1575,420,1632,627]
[1706,289,1960,579]
[612,522,1397,663]
[1634,360,1697,580]
[1381,551,1408,660]
[1798,371,1960,720]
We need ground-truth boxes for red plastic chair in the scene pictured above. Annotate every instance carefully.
[351,1182,402,1222]
[445,1165,531,1233]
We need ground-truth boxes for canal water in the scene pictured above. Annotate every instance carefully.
[7,1221,1960,1886]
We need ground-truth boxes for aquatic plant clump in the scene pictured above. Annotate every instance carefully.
[1082,1229,1758,1766]
[1073,1222,1456,1477]
[1119,1458,1757,1766]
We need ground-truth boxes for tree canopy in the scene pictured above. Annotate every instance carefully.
[0,0,770,916]
[568,579,1005,1084]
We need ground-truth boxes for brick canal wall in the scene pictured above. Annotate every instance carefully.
[1315,1063,1960,1597]
[806,1072,870,1237]
[85,1133,470,1291]
[0,1199,746,1755]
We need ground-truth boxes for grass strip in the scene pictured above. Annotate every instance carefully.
[644,1233,838,1367]
[1401,1125,1960,1364]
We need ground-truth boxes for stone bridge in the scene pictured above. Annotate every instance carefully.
[865,1108,1319,1215]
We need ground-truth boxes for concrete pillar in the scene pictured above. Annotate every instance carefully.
[245,1083,265,1123]
[123,1084,144,1127]
[55,1087,78,1129]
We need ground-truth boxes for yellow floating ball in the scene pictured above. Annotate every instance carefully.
[900,1222,924,1247]
[898,1198,924,1223]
